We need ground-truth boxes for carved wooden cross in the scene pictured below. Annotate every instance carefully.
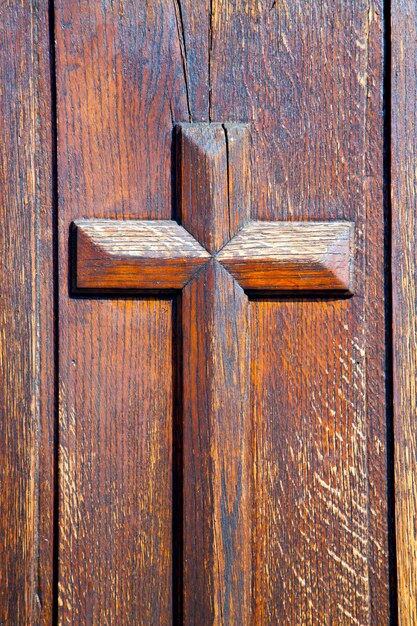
[73,124,354,623]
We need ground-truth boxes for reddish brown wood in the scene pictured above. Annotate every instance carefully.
[58,299,174,623]
[172,0,210,121]
[176,122,250,253]
[74,122,357,624]
[74,219,209,290]
[54,1,189,622]
[182,261,251,624]
[209,1,390,623]
[392,2,417,623]
[218,221,354,293]
[0,0,395,622]
[75,217,354,294]
[177,124,252,623]
[53,1,391,624]
[0,2,54,624]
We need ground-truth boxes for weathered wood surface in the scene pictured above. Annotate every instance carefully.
[54,1,391,624]
[58,299,174,623]
[177,123,252,623]
[73,219,209,290]
[0,2,54,625]
[207,1,389,623]
[176,123,250,253]
[54,1,187,622]
[75,217,354,294]
[218,221,354,293]
[392,2,417,624]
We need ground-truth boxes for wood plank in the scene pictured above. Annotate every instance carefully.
[363,1,392,617]
[54,1,190,621]
[178,122,251,623]
[58,299,174,622]
[218,221,354,293]
[182,263,251,624]
[392,2,417,623]
[209,0,390,622]
[74,219,209,290]
[0,2,54,623]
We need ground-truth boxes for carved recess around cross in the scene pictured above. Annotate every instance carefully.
[72,123,354,295]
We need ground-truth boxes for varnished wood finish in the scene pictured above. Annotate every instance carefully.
[76,121,357,623]
[0,3,54,624]
[74,219,209,290]
[55,1,188,622]
[75,218,354,294]
[176,122,250,253]
[177,124,252,623]
[182,262,250,624]
[208,1,389,623]
[392,2,417,623]
[53,1,391,624]
[218,221,354,293]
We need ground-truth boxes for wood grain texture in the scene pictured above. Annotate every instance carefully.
[72,124,355,622]
[182,264,251,625]
[75,217,353,294]
[54,1,189,622]
[54,0,391,623]
[208,0,390,622]
[176,122,250,253]
[218,221,354,293]
[0,2,54,624]
[58,299,174,623]
[178,123,252,623]
[172,0,210,120]
[74,219,210,290]
[392,2,417,623]
[362,3,392,620]
[252,299,371,624]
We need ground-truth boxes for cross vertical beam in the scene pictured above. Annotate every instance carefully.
[72,123,355,625]
[177,124,252,624]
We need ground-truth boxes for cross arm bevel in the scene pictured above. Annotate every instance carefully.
[73,219,211,290]
[216,220,355,294]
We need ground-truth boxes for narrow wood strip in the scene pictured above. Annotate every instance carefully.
[0,2,53,623]
[182,261,251,624]
[73,219,210,290]
[176,123,250,254]
[392,2,417,623]
[217,220,354,293]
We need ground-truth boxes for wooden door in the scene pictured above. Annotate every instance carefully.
[2,1,406,624]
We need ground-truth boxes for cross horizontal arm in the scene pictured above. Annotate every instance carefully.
[73,219,210,290]
[217,221,354,294]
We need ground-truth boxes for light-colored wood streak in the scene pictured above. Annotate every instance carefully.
[217,221,354,293]
[74,219,210,289]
